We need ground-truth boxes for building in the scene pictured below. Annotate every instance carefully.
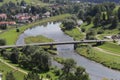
[0,13,7,20]
[0,73,2,80]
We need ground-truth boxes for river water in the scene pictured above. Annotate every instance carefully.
[16,22,120,80]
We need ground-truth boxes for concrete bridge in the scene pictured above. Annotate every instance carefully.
[0,40,113,49]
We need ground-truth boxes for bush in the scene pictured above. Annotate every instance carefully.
[0,39,6,45]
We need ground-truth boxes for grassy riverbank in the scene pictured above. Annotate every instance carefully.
[61,22,120,70]
[0,14,71,45]
[76,47,120,70]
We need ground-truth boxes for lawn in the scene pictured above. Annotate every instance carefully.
[80,22,94,32]
[0,14,71,45]
[64,27,84,40]
[76,47,120,70]
[0,61,25,80]
[98,42,120,55]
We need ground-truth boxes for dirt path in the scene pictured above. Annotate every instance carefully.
[94,47,120,57]
[0,58,27,74]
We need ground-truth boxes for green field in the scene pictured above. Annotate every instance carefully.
[0,14,71,45]
[76,47,120,70]
[0,61,25,80]
[98,42,120,55]
[64,27,84,40]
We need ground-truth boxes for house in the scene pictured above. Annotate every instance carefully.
[0,13,7,20]
[0,21,16,26]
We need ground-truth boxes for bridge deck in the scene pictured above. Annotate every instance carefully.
[0,40,113,49]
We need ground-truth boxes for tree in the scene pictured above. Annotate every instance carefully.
[0,39,6,46]
[62,19,76,30]
[86,29,96,40]
[10,48,20,64]
[62,58,76,74]
[93,13,101,27]
[59,59,89,80]
[77,10,84,20]
[118,7,120,21]
[86,16,92,24]
[6,71,16,80]
[24,71,40,80]
[110,16,119,29]
[75,66,89,80]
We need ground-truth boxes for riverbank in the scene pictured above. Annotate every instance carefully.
[0,14,71,45]
[61,24,120,71]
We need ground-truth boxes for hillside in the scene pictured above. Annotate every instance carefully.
[0,0,49,7]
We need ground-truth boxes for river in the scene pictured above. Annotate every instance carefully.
[16,22,120,80]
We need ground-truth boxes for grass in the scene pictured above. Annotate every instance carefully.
[98,42,120,55]
[80,22,94,32]
[54,57,65,64]
[25,35,53,44]
[64,27,84,40]
[76,47,120,70]
[0,61,25,80]
[0,14,71,45]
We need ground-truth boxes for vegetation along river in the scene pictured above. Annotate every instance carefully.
[16,22,120,80]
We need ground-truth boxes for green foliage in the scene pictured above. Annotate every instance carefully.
[5,71,16,80]
[62,19,76,30]
[24,72,40,80]
[64,27,84,40]
[0,39,6,46]
[59,58,89,80]
[86,16,92,24]
[86,29,96,40]
[19,46,51,72]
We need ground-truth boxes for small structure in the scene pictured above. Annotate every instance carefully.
[0,73,2,80]
[77,20,83,26]
[0,13,7,20]
[43,12,51,18]
[104,36,112,39]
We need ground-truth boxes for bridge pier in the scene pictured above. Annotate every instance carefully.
[50,45,53,49]
[96,42,104,46]
[74,44,77,50]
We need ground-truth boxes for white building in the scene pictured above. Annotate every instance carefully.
[0,73,2,80]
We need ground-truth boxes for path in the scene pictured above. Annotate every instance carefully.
[94,47,120,57]
[0,58,27,74]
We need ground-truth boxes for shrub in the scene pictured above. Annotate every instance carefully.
[0,39,6,45]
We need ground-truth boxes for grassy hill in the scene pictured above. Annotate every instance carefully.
[0,0,49,7]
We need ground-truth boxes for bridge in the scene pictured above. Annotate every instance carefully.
[0,40,113,49]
